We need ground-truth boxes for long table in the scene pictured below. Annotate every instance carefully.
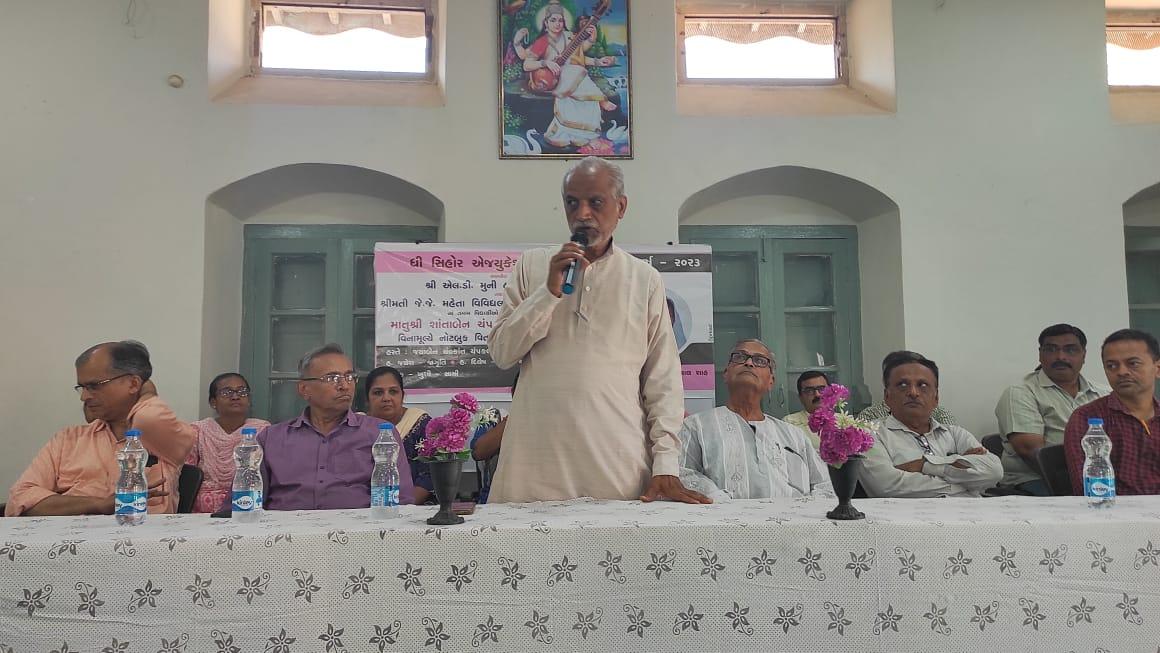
[2,495,1159,652]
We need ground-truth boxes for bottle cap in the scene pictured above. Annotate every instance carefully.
[125,429,142,438]
[241,427,258,435]
[1087,418,1104,426]
[379,422,394,430]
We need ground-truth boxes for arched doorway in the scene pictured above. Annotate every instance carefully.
[679,165,901,415]
[204,164,444,420]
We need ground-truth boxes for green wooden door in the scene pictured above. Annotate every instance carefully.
[1125,227,1160,397]
[241,225,438,422]
[682,226,865,417]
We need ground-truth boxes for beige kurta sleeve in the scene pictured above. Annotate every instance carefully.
[488,250,564,369]
[639,269,684,477]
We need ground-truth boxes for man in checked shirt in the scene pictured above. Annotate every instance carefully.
[1064,329,1160,495]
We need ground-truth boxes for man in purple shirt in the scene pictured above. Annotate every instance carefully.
[258,343,416,510]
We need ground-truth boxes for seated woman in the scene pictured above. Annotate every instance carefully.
[186,373,270,513]
[365,366,434,504]
[470,374,517,503]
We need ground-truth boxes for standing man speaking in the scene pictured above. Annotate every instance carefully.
[488,157,709,504]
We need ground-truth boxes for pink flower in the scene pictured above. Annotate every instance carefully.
[452,393,479,413]
[418,393,482,458]
[812,384,874,466]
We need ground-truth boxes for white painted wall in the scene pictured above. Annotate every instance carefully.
[1,0,1158,493]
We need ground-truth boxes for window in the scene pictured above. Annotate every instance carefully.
[679,3,847,85]
[1107,13,1160,86]
[680,226,865,415]
[241,225,438,422]
[253,1,433,79]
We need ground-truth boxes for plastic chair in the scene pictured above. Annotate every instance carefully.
[1035,444,1072,496]
[981,433,1004,457]
[177,465,204,514]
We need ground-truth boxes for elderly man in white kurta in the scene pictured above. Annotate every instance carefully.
[487,157,710,504]
[679,339,834,501]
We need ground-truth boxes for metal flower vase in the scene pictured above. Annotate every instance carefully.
[826,455,866,520]
[427,458,465,526]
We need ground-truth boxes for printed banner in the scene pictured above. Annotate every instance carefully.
[374,243,713,404]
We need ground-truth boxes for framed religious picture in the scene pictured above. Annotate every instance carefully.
[499,0,632,159]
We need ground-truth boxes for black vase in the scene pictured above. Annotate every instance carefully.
[826,455,866,520]
[427,458,465,526]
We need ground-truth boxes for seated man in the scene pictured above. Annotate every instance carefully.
[995,324,1107,495]
[860,351,1002,498]
[783,370,829,450]
[470,374,517,504]
[678,339,833,500]
[1064,329,1160,495]
[6,341,194,516]
[259,343,416,510]
[857,351,957,425]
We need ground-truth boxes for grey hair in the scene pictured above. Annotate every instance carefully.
[561,156,625,199]
[75,340,153,382]
[298,342,346,378]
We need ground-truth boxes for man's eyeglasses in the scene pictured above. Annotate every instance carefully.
[728,352,772,368]
[74,373,132,394]
[799,386,827,396]
[1040,344,1083,355]
[301,372,358,386]
[217,388,251,399]
[914,434,934,455]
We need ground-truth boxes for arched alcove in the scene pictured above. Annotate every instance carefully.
[679,166,903,407]
[200,164,444,416]
[1123,180,1160,353]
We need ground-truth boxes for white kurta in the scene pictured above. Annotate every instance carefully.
[678,406,834,501]
[487,244,684,502]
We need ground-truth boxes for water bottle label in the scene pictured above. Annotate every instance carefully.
[232,490,262,512]
[371,485,400,508]
[114,492,147,515]
[1085,477,1116,498]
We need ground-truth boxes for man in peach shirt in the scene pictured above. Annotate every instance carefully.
[5,341,195,516]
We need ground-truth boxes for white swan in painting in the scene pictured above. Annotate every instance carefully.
[605,120,628,144]
[502,129,543,155]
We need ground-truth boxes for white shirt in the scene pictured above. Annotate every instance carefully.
[859,415,1003,498]
[678,406,835,501]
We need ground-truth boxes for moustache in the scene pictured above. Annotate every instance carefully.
[1051,362,1072,369]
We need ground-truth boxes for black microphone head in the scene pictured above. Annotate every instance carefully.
[571,230,590,246]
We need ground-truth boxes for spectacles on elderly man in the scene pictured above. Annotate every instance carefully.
[301,372,358,386]
[74,373,132,394]
[728,352,772,368]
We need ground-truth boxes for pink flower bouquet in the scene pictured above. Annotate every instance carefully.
[418,393,481,461]
[808,384,876,466]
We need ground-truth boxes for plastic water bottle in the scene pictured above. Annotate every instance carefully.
[231,427,264,523]
[115,429,148,526]
[1081,418,1115,509]
[371,422,401,519]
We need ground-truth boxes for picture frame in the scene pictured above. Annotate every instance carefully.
[499,0,632,159]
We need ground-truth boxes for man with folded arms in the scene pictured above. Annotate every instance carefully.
[859,351,1002,498]
[678,339,833,501]
[257,343,416,510]
[6,341,194,516]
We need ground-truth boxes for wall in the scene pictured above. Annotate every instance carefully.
[1,0,1159,492]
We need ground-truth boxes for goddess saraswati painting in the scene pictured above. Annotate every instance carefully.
[499,0,632,159]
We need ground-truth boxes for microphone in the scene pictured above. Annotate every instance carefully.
[561,230,589,295]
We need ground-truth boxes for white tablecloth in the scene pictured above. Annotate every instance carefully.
[2,496,1160,652]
